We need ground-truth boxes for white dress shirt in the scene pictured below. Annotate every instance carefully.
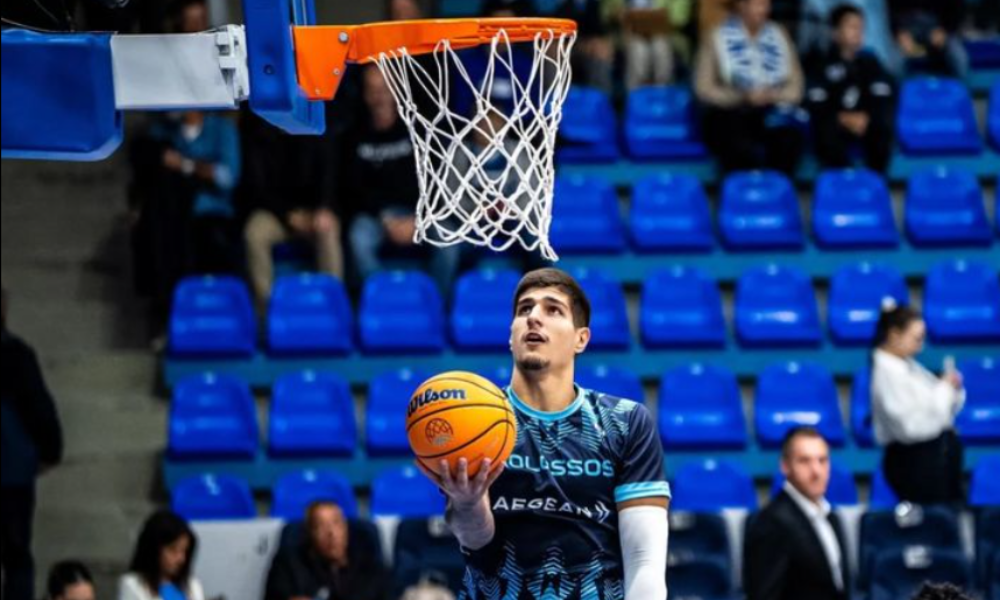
[118,574,205,600]
[871,349,966,446]
[783,482,845,592]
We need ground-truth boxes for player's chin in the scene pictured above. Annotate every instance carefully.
[516,353,550,372]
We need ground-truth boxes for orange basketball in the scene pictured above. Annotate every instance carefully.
[407,371,517,479]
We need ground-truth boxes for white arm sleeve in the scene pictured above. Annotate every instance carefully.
[619,506,669,600]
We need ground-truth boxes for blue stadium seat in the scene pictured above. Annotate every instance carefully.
[905,167,992,247]
[671,460,757,512]
[870,548,971,600]
[669,512,731,564]
[897,78,983,155]
[925,260,1000,343]
[958,357,1000,445]
[571,268,630,350]
[450,269,520,352]
[719,171,804,250]
[756,361,847,448]
[967,39,1000,69]
[771,463,859,506]
[828,262,909,345]
[971,455,1000,507]
[735,265,822,347]
[172,474,256,521]
[851,367,876,448]
[978,509,1000,594]
[367,369,431,457]
[576,364,645,403]
[359,271,446,354]
[488,365,513,389]
[659,363,748,450]
[268,274,353,355]
[169,276,256,357]
[629,173,714,252]
[870,468,900,510]
[641,267,726,349]
[812,169,899,249]
[168,373,258,460]
[624,86,708,160]
[371,466,447,518]
[394,518,466,595]
[268,371,356,458]
[860,506,963,591]
[271,470,358,521]
[992,552,1000,600]
[667,555,735,600]
[550,176,627,254]
[991,81,1000,150]
[557,86,620,163]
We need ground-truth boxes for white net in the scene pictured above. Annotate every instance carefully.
[374,27,576,262]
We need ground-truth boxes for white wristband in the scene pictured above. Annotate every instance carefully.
[620,506,669,600]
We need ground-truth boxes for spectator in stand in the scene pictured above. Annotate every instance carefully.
[807,4,895,173]
[888,0,968,77]
[119,511,205,600]
[265,501,390,600]
[799,0,896,72]
[695,0,807,175]
[1,287,64,600]
[554,0,616,93]
[343,66,460,294]
[241,110,344,311]
[606,0,679,89]
[47,561,96,600]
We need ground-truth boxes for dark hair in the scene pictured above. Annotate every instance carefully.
[129,510,198,592]
[513,269,591,329]
[47,561,93,598]
[305,500,343,525]
[872,305,921,350]
[781,427,828,459]
[830,4,864,28]
[911,583,974,600]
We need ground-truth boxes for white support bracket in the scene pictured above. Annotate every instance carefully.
[111,25,250,110]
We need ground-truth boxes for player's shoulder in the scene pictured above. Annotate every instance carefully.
[582,388,650,422]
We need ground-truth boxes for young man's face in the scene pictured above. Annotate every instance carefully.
[834,13,865,55]
[511,286,589,375]
[781,435,832,504]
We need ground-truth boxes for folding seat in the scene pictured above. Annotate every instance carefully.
[629,173,714,252]
[924,260,1000,343]
[169,276,256,357]
[905,167,992,247]
[897,78,983,155]
[271,470,358,521]
[268,371,356,457]
[755,361,846,448]
[659,363,748,450]
[976,508,1000,592]
[394,518,466,595]
[624,86,708,160]
[571,268,631,350]
[450,269,521,352]
[671,460,757,512]
[735,265,822,347]
[359,271,446,353]
[268,274,353,355]
[859,505,963,590]
[172,474,256,521]
[870,548,971,600]
[850,367,876,448]
[958,358,1000,445]
[991,81,1000,150]
[967,39,1000,69]
[366,369,432,457]
[556,86,620,163]
[667,555,735,600]
[550,175,627,254]
[971,455,1000,507]
[719,171,804,250]
[371,466,447,518]
[828,262,909,345]
[168,373,258,460]
[576,364,645,403]
[812,169,899,249]
[669,511,731,566]
[771,463,858,506]
[870,468,900,510]
[641,267,726,349]
[992,553,1000,600]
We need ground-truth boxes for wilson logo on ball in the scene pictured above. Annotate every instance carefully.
[425,419,455,447]
[407,389,467,418]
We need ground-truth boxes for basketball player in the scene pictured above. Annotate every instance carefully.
[416,268,671,600]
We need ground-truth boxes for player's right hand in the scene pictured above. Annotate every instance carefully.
[416,458,505,510]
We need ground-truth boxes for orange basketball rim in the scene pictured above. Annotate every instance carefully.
[293,18,578,101]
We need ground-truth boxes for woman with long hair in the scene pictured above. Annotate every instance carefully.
[871,304,966,505]
[118,510,205,600]
[47,561,96,600]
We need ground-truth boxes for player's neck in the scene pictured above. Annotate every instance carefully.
[511,367,577,414]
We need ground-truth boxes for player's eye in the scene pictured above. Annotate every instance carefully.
[549,306,564,316]
[518,305,532,316]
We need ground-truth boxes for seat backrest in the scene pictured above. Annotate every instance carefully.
[632,173,708,214]
[660,363,741,411]
[672,460,757,512]
[972,454,1000,507]
[667,554,733,597]
[907,166,983,210]
[850,367,875,447]
[860,506,963,587]
[570,267,630,349]
[360,271,445,351]
[561,86,616,141]
[976,508,1000,591]
[554,175,618,214]
[450,269,521,348]
[576,364,644,404]
[393,518,466,593]
[627,86,695,124]
[815,168,891,211]
[870,547,971,600]
[900,78,973,114]
[271,469,358,521]
[669,511,731,559]
[371,466,447,518]
[756,362,840,432]
[273,370,351,411]
[271,274,350,314]
[992,551,1000,600]
[738,264,816,309]
[367,369,432,455]
[721,170,800,218]
[830,262,909,311]
[362,270,443,315]
[928,260,1000,306]
[174,372,254,414]
[643,266,721,309]
[173,276,254,317]
[172,474,256,521]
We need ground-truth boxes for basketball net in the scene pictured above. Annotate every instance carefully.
[373,28,576,262]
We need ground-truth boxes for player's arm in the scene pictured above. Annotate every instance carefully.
[618,498,670,600]
[416,457,505,551]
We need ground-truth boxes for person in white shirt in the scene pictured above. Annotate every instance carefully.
[871,305,966,505]
[118,511,205,600]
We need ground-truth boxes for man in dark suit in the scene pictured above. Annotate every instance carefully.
[744,427,851,600]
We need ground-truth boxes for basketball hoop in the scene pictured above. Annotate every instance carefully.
[294,19,578,261]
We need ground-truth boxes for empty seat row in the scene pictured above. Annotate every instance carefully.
[553,168,997,255]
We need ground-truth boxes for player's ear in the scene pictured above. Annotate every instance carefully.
[574,327,591,354]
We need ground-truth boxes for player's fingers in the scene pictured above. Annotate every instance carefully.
[439,460,456,490]
[473,459,493,489]
[456,458,470,489]
[485,463,506,488]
